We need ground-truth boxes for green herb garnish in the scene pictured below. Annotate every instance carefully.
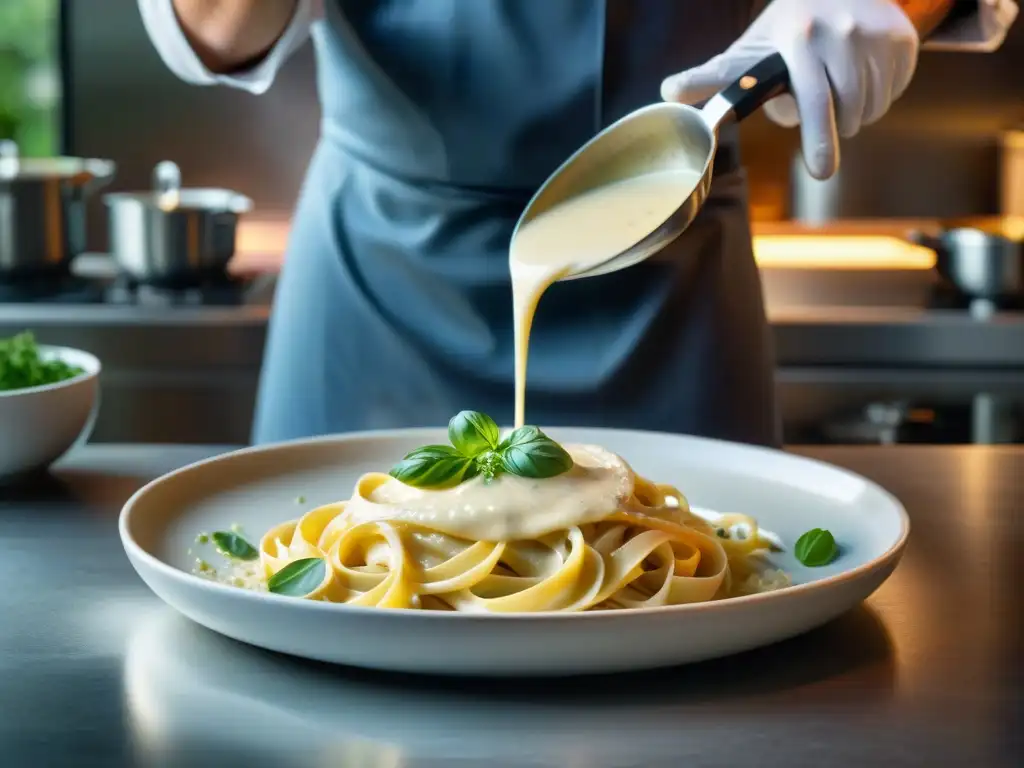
[196,533,209,544]
[211,531,258,561]
[449,410,501,457]
[268,557,326,596]
[0,332,83,392]
[389,411,573,489]
[389,444,479,488]
[499,425,574,479]
[794,528,838,567]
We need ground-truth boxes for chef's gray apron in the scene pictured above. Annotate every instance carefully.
[253,0,779,447]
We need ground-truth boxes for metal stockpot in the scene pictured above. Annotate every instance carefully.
[0,140,116,277]
[909,224,1024,300]
[104,161,253,284]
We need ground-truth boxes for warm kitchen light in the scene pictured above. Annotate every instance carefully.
[752,235,936,270]
[232,222,939,273]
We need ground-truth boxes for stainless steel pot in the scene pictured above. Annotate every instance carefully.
[104,161,253,284]
[0,140,116,277]
[909,225,1024,300]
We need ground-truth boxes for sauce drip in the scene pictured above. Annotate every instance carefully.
[509,169,702,426]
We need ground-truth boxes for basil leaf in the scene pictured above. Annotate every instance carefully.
[448,410,500,457]
[498,425,537,450]
[500,428,573,479]
[794,528,838,567]
[211,531,258,561]
[268,557,327,597]
[389,444,477,488]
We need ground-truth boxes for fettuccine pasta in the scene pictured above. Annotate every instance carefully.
[232,443,785,612]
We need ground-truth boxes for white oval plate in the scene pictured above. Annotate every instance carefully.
[119,428,909,676]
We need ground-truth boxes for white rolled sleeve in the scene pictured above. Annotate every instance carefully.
[924,0,1019,52]
[137,0,315,94]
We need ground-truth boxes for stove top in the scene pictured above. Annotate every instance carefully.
[0,271,250,306]
[105,274,249,306]
[0,273,107,304]
[926,282,1024,316]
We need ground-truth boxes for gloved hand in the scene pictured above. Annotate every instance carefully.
[660,0,920,180]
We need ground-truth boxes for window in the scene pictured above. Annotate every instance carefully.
[0,0,59,156]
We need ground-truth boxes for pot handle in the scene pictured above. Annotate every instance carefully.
[701,52,791,131]
[82,159,117,194]
[906,229,944,253]
[153,160,182,210]
[0,140,18,179]
[66,159,116,258]
[154,161,182,194]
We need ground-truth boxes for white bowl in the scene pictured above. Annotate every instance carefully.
[0,345,101,479]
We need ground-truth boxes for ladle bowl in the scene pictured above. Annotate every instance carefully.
[514,53,790,280]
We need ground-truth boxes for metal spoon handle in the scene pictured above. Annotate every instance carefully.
[701,52,791,131]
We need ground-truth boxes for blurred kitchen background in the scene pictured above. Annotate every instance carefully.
[2,0,1023,445]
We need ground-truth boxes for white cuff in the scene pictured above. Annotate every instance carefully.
[923,0,1019,52]
[138,0,314,94]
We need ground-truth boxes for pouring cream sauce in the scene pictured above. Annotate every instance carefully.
[509,168,702,426]
[335,170,700,542]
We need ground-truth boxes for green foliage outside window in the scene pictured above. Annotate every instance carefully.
[0,0,58,156]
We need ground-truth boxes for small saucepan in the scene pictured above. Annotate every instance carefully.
[0,140,116,278]
[104,161,253,285]
[518,53,790,280]
[909,223,1024,300]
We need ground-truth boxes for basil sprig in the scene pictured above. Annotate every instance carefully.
[389,410,573,488]
[211,531,258,561]
[794,528,838,567]
[268,557,327,596]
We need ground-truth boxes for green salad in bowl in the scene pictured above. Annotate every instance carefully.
[0,332,85,392]
[0,331,100,478]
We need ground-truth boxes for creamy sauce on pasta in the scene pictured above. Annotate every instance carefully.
[344,444,632,541]
[509,169,702,426]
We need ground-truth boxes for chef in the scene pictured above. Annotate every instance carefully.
[140,0,1017,446]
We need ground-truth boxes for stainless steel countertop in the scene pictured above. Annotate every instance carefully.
[772,305,1024,368]
[1,444,1020,767]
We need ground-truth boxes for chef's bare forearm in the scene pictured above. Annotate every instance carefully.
[171,0,299,73]
[892,0,957,37]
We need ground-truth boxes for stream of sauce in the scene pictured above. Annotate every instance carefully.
[509,169,702,427]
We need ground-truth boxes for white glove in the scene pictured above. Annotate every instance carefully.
[661,0,920,180]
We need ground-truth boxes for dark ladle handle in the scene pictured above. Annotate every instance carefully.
[703,52,791,128]
[906,230,944,253]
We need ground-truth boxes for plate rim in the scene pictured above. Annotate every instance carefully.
[119,426,911,622]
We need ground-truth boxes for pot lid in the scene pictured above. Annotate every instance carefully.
[102,160,253,214]
[0,140,115,182]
